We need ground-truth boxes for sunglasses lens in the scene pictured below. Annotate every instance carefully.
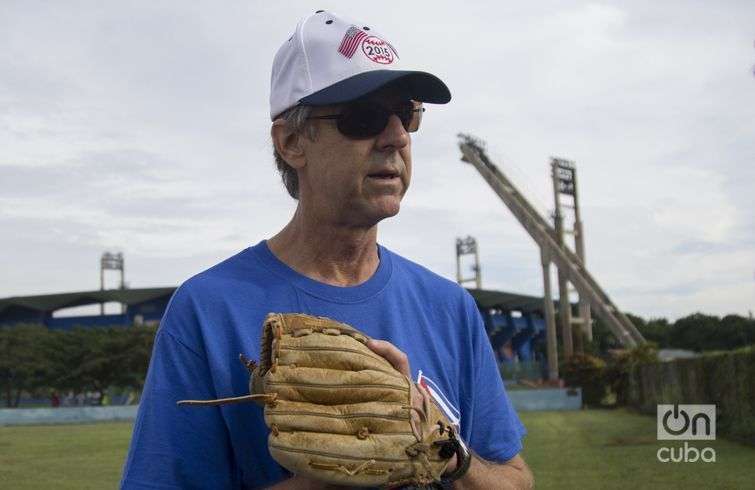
[401,101,423,133]
[337,103,389,139]
[337,101,423,139]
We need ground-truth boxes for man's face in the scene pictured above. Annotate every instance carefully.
[298,90,415,228]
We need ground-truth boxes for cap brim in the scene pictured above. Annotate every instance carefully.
[299,70,451,106]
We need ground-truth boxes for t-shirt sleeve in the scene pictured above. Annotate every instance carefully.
[120,286,239,489]
[462,293,527,463]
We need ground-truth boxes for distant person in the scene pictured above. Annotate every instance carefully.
[124,390,137,405]
[50,391,60,408]
[121,10,531,489]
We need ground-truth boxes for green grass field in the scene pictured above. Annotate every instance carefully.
[0,409,753,489]
[521,409,754,489]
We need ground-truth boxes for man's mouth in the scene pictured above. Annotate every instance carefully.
[367,170,400,180]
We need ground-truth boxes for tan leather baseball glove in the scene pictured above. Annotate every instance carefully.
[178,312,459,488]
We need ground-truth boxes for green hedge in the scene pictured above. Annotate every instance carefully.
[561,344,658,407]
[561,354,607,406]
[626,346,755,445]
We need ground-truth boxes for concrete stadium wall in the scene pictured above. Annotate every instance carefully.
[1,388,582,426]
[508,388,582,411]
[0,405,138,426]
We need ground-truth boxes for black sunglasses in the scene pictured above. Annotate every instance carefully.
[307,100,425,139]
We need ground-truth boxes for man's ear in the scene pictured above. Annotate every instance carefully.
[271,120,306,170]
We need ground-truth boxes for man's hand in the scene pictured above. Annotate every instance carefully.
[365,339,411,377]
[367,340,459,473]
[367,339,424,415]
[368,339,533,490]
[366,339,424,421]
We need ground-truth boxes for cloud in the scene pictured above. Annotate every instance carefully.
[0,0,753,320]
[671,240,740,255]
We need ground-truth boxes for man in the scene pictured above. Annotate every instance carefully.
[121,10,532,489]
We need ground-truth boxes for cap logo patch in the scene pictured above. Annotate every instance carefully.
[361,36,395,64]
[338,25,368,58]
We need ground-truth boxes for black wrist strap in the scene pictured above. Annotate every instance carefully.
[438,430,472,487]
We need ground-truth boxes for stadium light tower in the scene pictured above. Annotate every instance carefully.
[456,236,482,289]
[551,158,593,356]
[100,252,125,315]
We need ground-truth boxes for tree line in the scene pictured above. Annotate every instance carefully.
[3,311,753,408]
[589,312,755,353]
[0,324,156,408]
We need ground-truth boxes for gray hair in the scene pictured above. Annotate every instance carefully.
[273,105,317,200]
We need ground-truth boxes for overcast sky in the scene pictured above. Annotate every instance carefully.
[1,0,753,320]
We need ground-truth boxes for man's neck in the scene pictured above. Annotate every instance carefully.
[266,205,381,287]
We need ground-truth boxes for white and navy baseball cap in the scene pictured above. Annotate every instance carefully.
[270,10,451,120]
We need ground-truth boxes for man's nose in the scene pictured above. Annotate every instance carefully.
[375,114,410,151]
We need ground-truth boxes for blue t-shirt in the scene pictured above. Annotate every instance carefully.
[121,240,526,489]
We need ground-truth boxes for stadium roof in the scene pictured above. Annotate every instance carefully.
[0,287,176,315]
[466,288,553,314]
[0,286,551,316]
